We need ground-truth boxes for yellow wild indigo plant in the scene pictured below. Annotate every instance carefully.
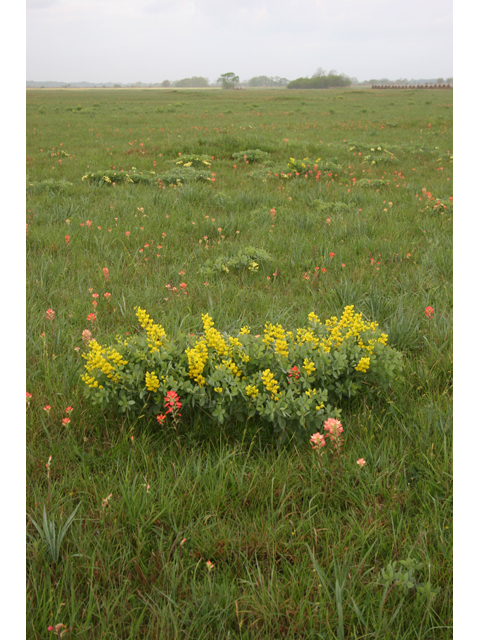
[81,305,403,443]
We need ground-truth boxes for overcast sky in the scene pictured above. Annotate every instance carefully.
[26,0,452,83]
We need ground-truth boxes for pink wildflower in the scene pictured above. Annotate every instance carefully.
[323,418,343,437]
[310,432,326,450]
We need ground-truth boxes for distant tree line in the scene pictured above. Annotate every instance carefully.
[160,76,210,88]
[359,77,453,86]
[247,76,290,87]
[287,69,352,89]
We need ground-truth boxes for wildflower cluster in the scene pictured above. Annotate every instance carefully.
[310,417,345,476]
[247,158,341,181]
[174,154,212,169]
[416,187,453,214]
[349,145,396,166]
[81,305,403,443]
[82,168,159,185]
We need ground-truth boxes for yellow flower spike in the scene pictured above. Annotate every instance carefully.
[136,307,167,353]
[145,371,160,393]
[355,357,370,373]
[185,339,209,386]
[261,369,280,400]
[245,384,259,399]
[303,358,316,376]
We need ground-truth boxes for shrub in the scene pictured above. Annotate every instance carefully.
[158,166,213,186]
[287,157,322,176]
[174,154,212,169]
[232,149,270,163]
[82,169,158,185]
[81,305,403,444]
[202,246,273,275]
[287,158,342,177]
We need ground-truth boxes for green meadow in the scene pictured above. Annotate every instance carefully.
[26,87,453,639]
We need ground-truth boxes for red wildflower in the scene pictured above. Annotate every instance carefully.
[288,366,300,380]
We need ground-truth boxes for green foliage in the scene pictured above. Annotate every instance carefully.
[232,149,270,163]
[211,191,234,208]
[158,166,213,185]
[355,178,391,188]
[379,558,425,592]
[202,246,273,274]
[27,179,73,193]
[28,504,80,564]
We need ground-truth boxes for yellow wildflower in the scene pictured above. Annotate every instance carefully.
[355,357,370,373]
[303,358,316,376]
[245,384,259,399]
[145,371,160,393]
[261,369,280,400]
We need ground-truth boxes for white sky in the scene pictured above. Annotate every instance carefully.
[26,0,453,83]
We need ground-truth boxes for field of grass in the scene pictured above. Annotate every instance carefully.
[26,87,453,639]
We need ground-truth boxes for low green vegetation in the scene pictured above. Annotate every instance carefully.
[26,86,452,639]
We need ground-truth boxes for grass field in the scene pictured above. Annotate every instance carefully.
[26,86,453,639]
